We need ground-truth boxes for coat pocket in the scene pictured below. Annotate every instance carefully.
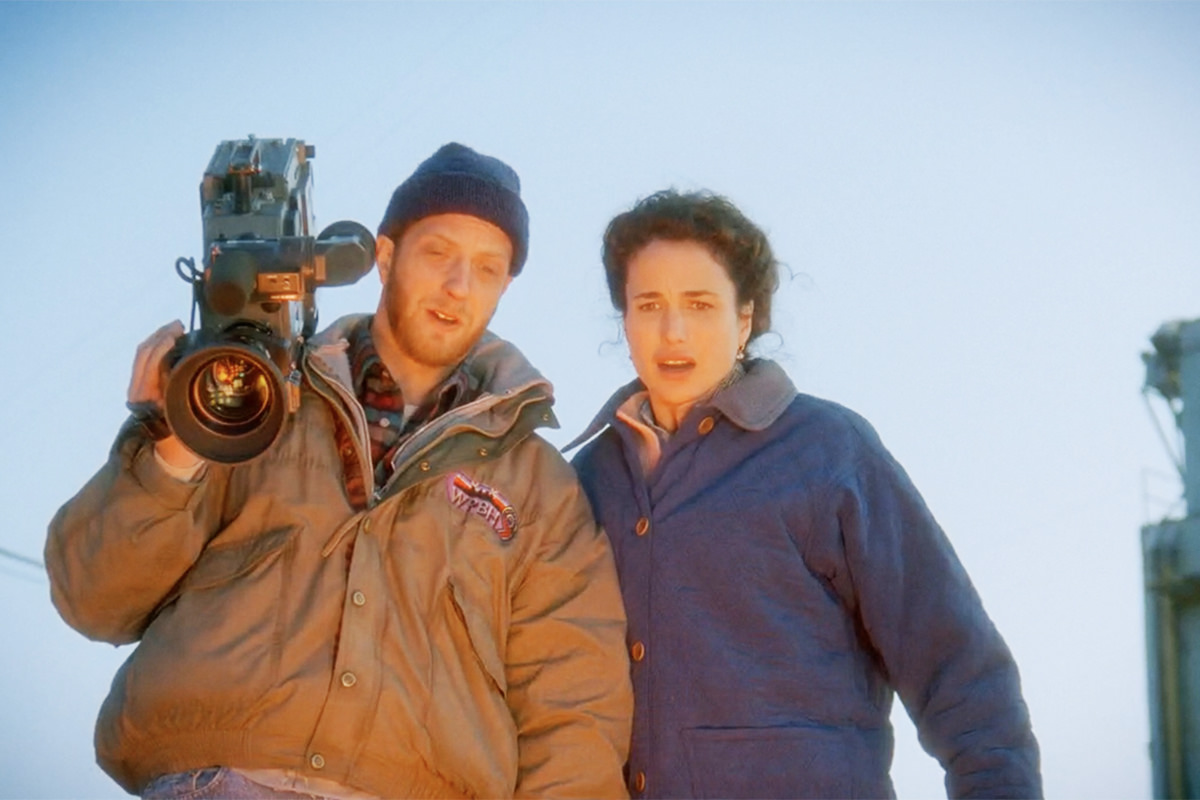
[445,578,507,698]
[125,526,300,725]
[683,724,891,799]
[182,527,296,592]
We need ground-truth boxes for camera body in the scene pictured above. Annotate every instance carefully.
[163,136,374,464]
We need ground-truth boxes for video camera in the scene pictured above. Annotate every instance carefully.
[162,136,374,464]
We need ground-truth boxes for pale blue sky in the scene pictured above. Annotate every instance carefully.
[2,2,1198,797]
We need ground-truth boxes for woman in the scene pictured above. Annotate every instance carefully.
[566,190,1041,799]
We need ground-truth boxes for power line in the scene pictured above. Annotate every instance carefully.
[0,545,44,571]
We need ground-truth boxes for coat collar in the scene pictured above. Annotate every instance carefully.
[307,314,553,403]
[563,358,798,452]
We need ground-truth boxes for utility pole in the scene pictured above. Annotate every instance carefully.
[1142,317,1200,799]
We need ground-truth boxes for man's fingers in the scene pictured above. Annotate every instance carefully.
[128,321,185,404]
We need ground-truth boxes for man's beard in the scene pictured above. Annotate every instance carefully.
[384,270,478,370]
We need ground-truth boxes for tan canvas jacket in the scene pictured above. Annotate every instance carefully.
[46,315,632,798]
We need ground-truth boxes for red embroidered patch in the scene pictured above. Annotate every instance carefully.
[446,472,518,542]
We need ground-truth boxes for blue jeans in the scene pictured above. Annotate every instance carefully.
[142,768,333,800]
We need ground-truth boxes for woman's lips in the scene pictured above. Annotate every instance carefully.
[657,357,695,376]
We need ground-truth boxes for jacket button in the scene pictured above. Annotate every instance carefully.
[633,771,646,792]
[351,590,366,607]
[635,517,649,536]
[309,753,325,770]
[341,671,357,688]
[419,461,431,471]
[478,447,489,457]
[630,641,646,662]
[698,416,715,435]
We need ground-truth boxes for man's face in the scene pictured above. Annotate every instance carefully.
[375,213,514,374]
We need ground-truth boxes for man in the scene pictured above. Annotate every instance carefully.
[46,143,633,799]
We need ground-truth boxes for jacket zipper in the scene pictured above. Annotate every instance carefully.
[305,356,377,505]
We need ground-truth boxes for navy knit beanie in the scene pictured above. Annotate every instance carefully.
[378,143,529,276]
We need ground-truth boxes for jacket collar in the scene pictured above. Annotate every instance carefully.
[563,358,798,451]
[306,314,559,502]
[307,314,553,404]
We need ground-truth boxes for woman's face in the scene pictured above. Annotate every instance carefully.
[623,239,752,432]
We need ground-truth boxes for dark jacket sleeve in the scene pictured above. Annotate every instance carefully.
[45,422,228,644]
[830,414,1042,799]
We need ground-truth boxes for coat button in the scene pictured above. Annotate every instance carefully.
[341,671,357,687]
[698,416,715,435]
[310,753,325,770]
[419,461,431,471]
[630,641,646,662]
[351,590,366,607]
[633,771,646,792]
[635,517,650,536]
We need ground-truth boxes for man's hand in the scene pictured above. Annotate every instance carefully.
[127,321,202,470]
[128,320,184,406]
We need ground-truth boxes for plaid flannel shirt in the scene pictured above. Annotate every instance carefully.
[338,316,474,507]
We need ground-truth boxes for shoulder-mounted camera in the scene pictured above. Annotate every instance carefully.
[163,136,374,463]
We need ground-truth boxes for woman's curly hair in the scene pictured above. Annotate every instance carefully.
[601,189,779,344]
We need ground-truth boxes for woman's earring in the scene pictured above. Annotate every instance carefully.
[736,344,746,361]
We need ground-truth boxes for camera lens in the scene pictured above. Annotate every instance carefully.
[189,356,274,433]
[164,331,289,464]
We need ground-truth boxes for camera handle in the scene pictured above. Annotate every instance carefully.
[175,256,202,331]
